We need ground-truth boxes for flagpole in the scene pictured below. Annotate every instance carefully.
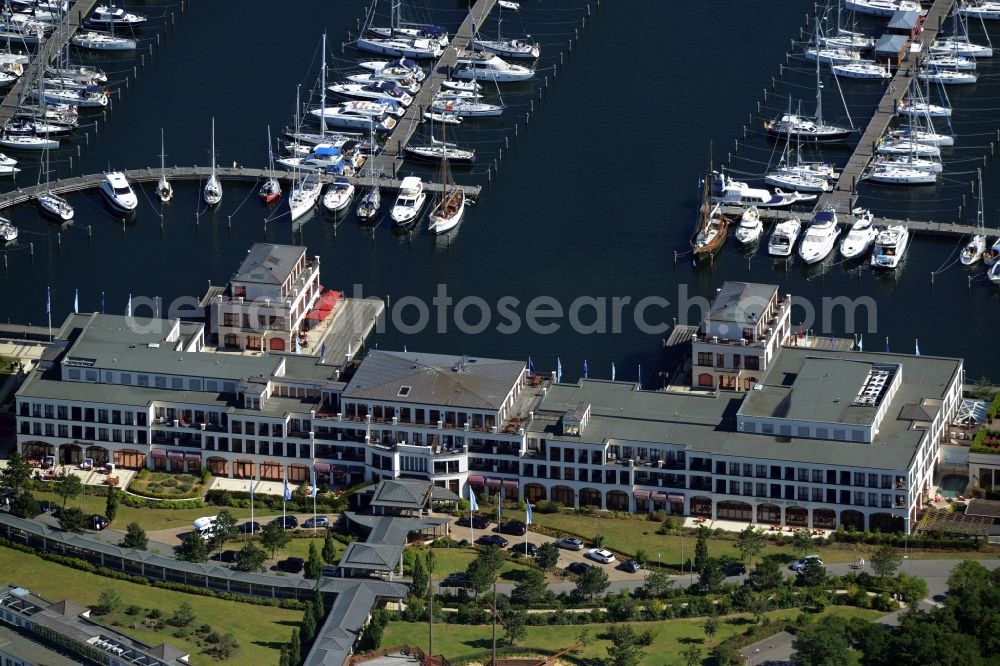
[249,477,255,543]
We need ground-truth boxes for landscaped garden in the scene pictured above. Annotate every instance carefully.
[129,470,208,499]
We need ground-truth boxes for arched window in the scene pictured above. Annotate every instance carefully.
[698,373,714,388]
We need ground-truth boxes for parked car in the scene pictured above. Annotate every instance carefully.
[499,520,527,536]
[37,500,54,514]
[723,562,747,576]
[442,572,468,588]
[302,516,329,529]
[790,555,823,572]
[88,514,109,531]
[215,550,239,564]
[586,548,616,565]
[476,534,509,548]
[619,559,642,574]
[321,565,339,577]
[510,542,537,557]
[237,521,261,535]
[566,562,592,575]
[555,537,584,551]
[278,557,305,574]
[270,515,299,530]
[456,515,490,529]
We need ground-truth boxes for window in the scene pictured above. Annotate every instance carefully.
[698,373,714,387]
[733,354,741,369]
[138,375,149,387]
[44,404,54,419]
[853,472,865,486]
[190,379,202,391]
[98,409,108,423]
[68,368,80,380]
[868,492,878,507]
[58,425,68,438]
[57,405,67,420]
[155,376,166,388]
[44,423,54,437]
[697,352,713,367]
[756,483,767,497]
[853,491,865,506]
[121,373,131,385]
[745,356,760,371]
[728,463,740,476]
[762,423,774,434]
[223,334,239,348]
[716,353,725,369]
[398,386,411,397]
[729,480,740,494]
[742,482,752,496]
[755,464,767,478]
[171,377,183,389]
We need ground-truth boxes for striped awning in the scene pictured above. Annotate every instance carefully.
[167,451,184,460]
[668,494,685,503]
[501,479,519,490]
[633,489,651,499]
[467,475,486,485]
[651,492,667,501]
[183,453,201,462]
[150,449,166,458]
[486,477,502,488]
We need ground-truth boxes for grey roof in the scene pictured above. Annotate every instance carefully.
[0,624,81,666]
[887,10,919,28]
[431,485,460,502]
[304,585,378,666]
[369,478,432,510]
[233,243,305,285]
[528,347,961,472]
[343,350,524,411]
[966,499,1000,519]
[875,33,910,52]
[707,282,778,325]
[339,542,403,572]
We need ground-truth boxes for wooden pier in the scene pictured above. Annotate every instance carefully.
[0,164,481,211]
[815,0,956,214]
[364,0,498,178]
[0,0,102,127]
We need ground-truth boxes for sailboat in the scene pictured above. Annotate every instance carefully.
[156,128,172,203]
[260,127,282,203]
[356,124,381,222]
[765,44,852,143]
[961,172,987,265]
[35,146,73,221]
[472,1,539,59]
[691,163,730,264]
[202,118,222,206]
[427,121,465,234]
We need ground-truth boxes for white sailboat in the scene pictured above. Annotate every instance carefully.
[289,172,321,221]
[832,60,891,79]
[0,217,17,243]
[710,171,817,207]
[427,122,465,235]
[839,209,878,260]
[961,172,987,265]
[156,128,172,203]
[0,152,18,176]
[960,1,1000,20]
[35,147,73,221]
[259,126,281,204]
[472,2,539,59]
[845,0,921,17]
[918,68,977,85]
[202,118,222,206]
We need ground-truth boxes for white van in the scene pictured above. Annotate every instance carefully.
[192,516,217,540]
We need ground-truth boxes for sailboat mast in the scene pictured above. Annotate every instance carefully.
[210,118,215,173]
[320,33,327,142]
[814,21,823,124]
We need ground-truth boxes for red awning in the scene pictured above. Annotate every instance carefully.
[151,449,166,458]
[633,489,651,499]
[651,492,667,501]
[167,451,184,460]
[467,475,486,485]
[305,308,332,322]
[183,453,201,462]
[314,462,331,472]
[668,494,685,503]
[501,479,519,490]
[486,478,502,488]
[316,290,343,312]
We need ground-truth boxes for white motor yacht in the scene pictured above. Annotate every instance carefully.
[709,171,816,208]
[839,210,878,260]
[309,105,397,132]
[960,1,1000,20]
[452,52,534,82]
[733,207,763,245]
[422,111,462,125]
[88,4,147,26]
[918,69,977,85]
[870,225,910,269]
[798,208,840,264]
[768,218,802,257]
[441,79,480,92]
[0,217,17,243]
[845,0,921,16]
[322,177,355,212]
[960,234,987,265]
[832,60,892,79]
[0,152,17,175]
[359,59,426,82]
[390,176,426,228]
[865,163,938,185]
[328,81,413,106]
[70,31,137,51]
[429,98,503,117]
[346,72,420,94]
[988,261,1000,284]
[100,171,137,212]
[984,238,1000,266]
[289,173,322,221]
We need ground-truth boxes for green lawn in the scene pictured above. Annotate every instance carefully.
[424,546,536,581]
[383,606,883,664]
[31,490,283,532]
[0,545,299,665]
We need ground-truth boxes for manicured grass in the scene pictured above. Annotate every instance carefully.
[424,546,536,580]
[0,545,300,665]
[130,471,206,499]
[383,606,883,664]
[31,490,283,531]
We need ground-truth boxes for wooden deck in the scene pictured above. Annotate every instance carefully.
[0,0,102,127]
[815,0,956,213]
[722,205,993,238]
[364,0,498,178]
[0,164,481,211]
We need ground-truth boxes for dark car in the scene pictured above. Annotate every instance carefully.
[215,550,240,564]
[321,565,339,577]
[566,562,592,576]
[278,557,305,574]
[476,534,509,548]
[88,514,109,531]
[37,500,54,514]
[620,559,643,574]
[302,516,330,529]
[237,521,262,535]
[271,515,299,530]
[510,541,538,557]
[456,515,490,529]
[723,562,747,576]
[442,572,468,588]
[499,520,527,536]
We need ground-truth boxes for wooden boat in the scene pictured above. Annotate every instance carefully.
[690,202,730,265]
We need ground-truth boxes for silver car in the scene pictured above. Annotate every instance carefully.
[555,537,584,551]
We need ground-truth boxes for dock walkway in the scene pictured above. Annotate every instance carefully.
[816,0,955,213]
[0,0,102,127]
[364,0,497,178]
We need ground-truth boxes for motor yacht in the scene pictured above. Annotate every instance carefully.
[768,217,802,257]
[390,176,426,228]
[870,225,910,269]
[100,171,137,212]
[839,209,878,260]
[798,208,840,264]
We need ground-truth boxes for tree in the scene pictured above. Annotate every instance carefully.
[535,541,559,570]
[120,522,148,550]
[58,506,86,533]
[356,609,387,652]
[321,530,337,564]
[869,544,903,580]
[410,549,428,595]
[214,632,238,659]
[260,520,290,558]
[791,529,814,558]
[694,525,709,574]
[311,588,325,628]
[104,485,118,523]
[9,491,41,519]
[735,525,766,566]
[703,614,720,638]
[0,451,32,492]
[682,644,702,666]
[698,558,725,592]
[643,568,674,597]
[970,375,995,400]
[279,646,290,666]
[606,625,646,666]
[607,591,638,621]
[289,629,301,666]
[53,473,83,509]
[304,541,323,580]
[301,608,316,644]
[797,557,827,587]
[634,549,648,565]
[504,607,527,646]
[234,543,267,573]
[592,534,606,547]
[95,589,122,615]
[792,617,852,666]
[511,567,548,606]
[575,565,609,601]
[748,556,784,591]
[169,602,196,628]
[466,546,503,597]
[210,509,237,551]
[176,531,209,563]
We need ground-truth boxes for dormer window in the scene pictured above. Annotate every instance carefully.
[398,386,411,397]
[560,402,591,437]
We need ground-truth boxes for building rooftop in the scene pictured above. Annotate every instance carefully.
[233,243,306,285]
[343,350,525,411]
[338,543,404,572]
[707,282,778,327]
[0,624,81,666]
[368,478,432,511]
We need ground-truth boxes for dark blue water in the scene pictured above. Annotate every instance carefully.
[1,0,998,383]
